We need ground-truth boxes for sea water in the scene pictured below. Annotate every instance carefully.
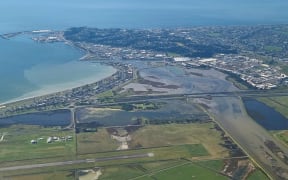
[0,0,288,33]
[0,35,115,103]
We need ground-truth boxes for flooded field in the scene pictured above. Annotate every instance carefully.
[243,98,288,130]
[0,109,71,127]
[205,96,288,179]
[76,100,210,127]
[123,62,238,95]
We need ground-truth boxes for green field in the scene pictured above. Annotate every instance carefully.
[2,171,74,180]
[195,159,224,171]
[272,130,288,146]
[0,125,75,162]
[137,163,228,180]
[0,120,265,179]
[91,159,268,180]
[99,165,145,180]
[3,159,268,180]
[258,96,288,118]
[129,123,228,158]
[141,160,185,172]
[77,128,118,154]
[76,123,228,159]
[248,169,270,180]
[98,160,187,180]
[74,159,224,180]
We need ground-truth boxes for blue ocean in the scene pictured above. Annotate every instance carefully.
[0,35,116,103]
[0,0,288,103]
[1,0,287,33]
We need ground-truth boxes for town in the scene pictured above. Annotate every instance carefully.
[181,54,288,89]
[31,26,288,90]
[1,25,288,116]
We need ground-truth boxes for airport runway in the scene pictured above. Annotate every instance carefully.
[0,153,153,172]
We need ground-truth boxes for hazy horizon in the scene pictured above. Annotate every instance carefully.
[0,0,288,33]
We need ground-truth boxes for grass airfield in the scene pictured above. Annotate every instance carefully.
[0,119,268,179]
[0,98,269,180]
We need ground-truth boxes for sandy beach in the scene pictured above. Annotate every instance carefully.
[0,67,117,105]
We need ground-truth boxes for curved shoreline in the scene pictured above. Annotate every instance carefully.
[0,30,117,106]
[0,61,134,119]
[0,65,117,106]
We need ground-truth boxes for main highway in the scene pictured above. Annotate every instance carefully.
[80,89,288,108]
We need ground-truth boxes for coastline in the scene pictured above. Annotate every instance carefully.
[0,30,117,106]
[0,64,117,106]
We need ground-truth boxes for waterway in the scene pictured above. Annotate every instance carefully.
[243,98,288,131]
[209,96,288,179]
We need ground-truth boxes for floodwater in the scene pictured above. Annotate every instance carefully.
[124,62,237,94]
[243,98,288,131]
[0,109,71,127]
[207,96,288,179]
[76,100,208,126]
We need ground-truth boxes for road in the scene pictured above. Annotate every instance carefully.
[0,153,153,172]
[71,90,288,112]
[106,90,288,106]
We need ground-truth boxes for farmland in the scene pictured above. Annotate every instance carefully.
[0,100,269,179]
[0,122,269,179]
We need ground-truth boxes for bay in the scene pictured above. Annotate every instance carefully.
[0,35,116,103]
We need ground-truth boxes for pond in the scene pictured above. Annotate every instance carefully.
[0,109,71,127]
[243,98,288,130]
